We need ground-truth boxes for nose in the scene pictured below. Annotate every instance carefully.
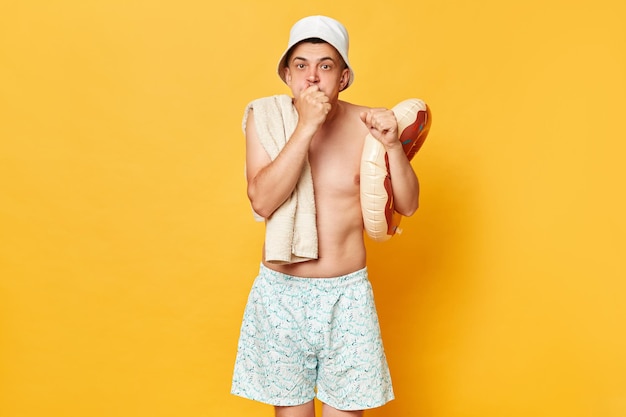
[307,68,319,84]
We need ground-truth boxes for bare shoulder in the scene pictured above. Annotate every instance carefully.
[336,100,369,135]
[338,100,370,116]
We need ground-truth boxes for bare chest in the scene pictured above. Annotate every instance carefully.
[308,130,364,197]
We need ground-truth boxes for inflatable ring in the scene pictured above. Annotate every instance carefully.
[360,98,432,242]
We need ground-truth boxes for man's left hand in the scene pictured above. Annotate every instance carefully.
[360,108,400,150]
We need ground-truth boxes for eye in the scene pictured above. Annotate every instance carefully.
[321,64,332,70]
[296,63,306,69]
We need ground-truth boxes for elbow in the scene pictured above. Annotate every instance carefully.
[405,206,419,217]
[399,201,419,217]
[248,195,273,220]
[247,187,275,219]
[397,193,419,217]
[251,204,273,220]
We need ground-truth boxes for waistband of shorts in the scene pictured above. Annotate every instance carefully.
[258,263,368,288]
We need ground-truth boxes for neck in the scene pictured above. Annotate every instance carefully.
[324,99,343,125]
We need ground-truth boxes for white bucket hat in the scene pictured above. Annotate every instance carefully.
[277,15,354,90]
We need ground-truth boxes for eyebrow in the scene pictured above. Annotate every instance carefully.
[292,56,336,63]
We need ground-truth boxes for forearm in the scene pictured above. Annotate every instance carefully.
[247,125,315,218]
[386,146,420,216]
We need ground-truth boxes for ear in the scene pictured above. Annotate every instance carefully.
[284,67,292,85]
[339,68,350,91]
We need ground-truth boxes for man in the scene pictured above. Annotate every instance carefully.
[232,15,419,417]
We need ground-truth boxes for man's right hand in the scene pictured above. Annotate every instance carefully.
[294,85,331,132]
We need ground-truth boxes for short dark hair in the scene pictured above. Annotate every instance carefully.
[283,37,347,70]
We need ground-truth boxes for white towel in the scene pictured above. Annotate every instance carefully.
[242,95,318,264]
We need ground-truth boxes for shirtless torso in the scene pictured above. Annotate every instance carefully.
[245,41,418,279]
[268,101,369,278]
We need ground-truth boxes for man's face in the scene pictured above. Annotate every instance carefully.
[283,42,350,100]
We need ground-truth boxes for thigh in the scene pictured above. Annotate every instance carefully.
[321,403,364,417]
[316,279,394,410]
[275,400,315,417]
[232,272,317,406]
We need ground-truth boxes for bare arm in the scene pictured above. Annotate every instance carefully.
[385,144,420,216]
[246,86,330,218]
[360,108,419,216]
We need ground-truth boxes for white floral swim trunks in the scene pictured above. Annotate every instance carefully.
[231,263,394,411]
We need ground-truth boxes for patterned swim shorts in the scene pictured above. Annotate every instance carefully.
[231,264,394,411]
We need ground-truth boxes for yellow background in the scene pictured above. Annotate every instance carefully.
[1,0,625,416]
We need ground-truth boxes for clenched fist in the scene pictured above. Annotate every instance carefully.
[360,108,400,150]
[295,85,332,132]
